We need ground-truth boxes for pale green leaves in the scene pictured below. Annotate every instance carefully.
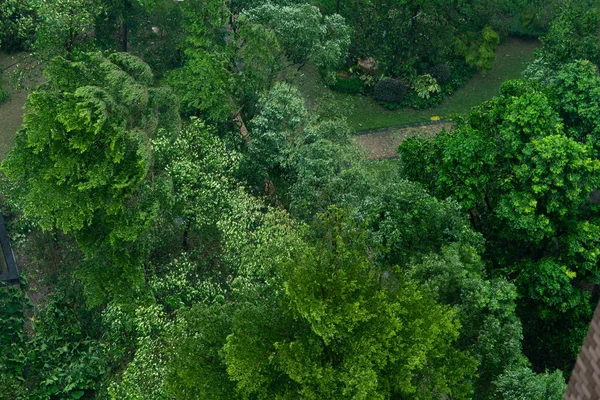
[243,3,350,79]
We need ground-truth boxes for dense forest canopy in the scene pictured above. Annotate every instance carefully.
[0,0,599,399]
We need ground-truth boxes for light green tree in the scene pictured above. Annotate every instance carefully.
[2,52,180,305]
[243,3,350,81]
[165,208,477,400]
[165,0,281,121]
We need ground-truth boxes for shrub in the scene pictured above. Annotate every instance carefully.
[413,74,440,99]
[373,77,408,103]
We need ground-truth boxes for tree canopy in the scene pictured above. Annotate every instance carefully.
[400,62,600,371]
[1,1,594,399]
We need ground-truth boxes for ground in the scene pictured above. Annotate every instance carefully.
[356,121,454,160]
[0,52,41,161]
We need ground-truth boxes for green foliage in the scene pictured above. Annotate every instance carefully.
[30,0,101,57]
[0,281,116,400]
[540,5,600,66]
[2,52,180,305]
[125,0,186,75]
[311,14,351,84]
[166,0,283,120]
[455,26,500,72]
[107,304,172,400]
[165,50,233,120]
[165,301,235,400]
[243,3,350,81]
[413,74,441,99]
[109,192,274,399]
[28,293,108,398]
[373,77,408,103]
[345,170,483,269]
[153,117,240,252]
[166,208,477,400]
[243,82,308,183]
[399,70,600,372]
[243,3,322,64]
[491,365,566,400]
[0,285,30,397]
[234,16,282,104]
[321,0,531,82]
[0,73,9,104]
[4,52,173,232]
[411,243,525,397]
[0,0,36,52]
[287,128,365,220]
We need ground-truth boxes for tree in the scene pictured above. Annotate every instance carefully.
[0,0,36,52]
[166,50,233,121]
[166,208,477,400]
[399,72,600,372]
[243,81,308,183]
[2,52,180,305]
[165,0,281,122]
[540,4,600,67]
[242,3,350,81]
[31,0,101,57]
[491,365,566,400]
[454,25,500,72]
[95,0,164,53]
[153,117,240,251]
[411,243,529,398]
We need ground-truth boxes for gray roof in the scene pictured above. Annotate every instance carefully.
[564,300,600,399]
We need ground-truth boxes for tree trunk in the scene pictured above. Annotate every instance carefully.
[234,112,249,140]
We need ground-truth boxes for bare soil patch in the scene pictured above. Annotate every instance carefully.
[0,52,41,161]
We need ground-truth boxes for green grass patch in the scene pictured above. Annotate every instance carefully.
[292,37,539,133]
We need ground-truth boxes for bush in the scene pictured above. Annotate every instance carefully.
[430,63,452,85]
[373,77,408,103]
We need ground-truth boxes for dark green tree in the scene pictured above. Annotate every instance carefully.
[399,70,600,372]
[540,4,600,67]
[0,0,36,52]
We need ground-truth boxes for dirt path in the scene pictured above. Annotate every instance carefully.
[0,52,41,161]
[355,121,453,160]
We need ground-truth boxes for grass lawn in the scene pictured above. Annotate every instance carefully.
[292,37,540,133]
